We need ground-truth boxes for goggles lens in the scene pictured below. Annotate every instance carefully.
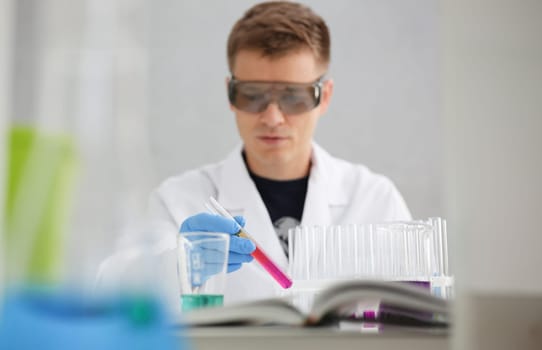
[228,77,324,115]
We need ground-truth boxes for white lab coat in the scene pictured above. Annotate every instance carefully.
[98,142,411,314]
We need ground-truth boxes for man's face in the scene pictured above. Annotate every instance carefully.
[230,49,333,177]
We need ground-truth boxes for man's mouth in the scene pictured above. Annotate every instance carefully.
[258,135,289,144]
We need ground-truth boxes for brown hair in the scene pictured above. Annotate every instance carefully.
[227,1,330,72]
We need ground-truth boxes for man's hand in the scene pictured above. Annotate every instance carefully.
[180,213,256,273]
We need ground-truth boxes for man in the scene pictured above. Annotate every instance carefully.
[147,1,411,308]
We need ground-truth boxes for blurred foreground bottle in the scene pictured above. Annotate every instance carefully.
[0,0,181,348]
[0,125,180,348]
[4,126,77,285]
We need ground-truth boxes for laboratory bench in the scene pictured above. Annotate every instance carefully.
[182,326,449,350]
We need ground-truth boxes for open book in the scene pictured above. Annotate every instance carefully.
[180,280,451,327]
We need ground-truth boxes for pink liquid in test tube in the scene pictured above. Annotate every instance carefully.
[208,197,293,289]
[240,232,292,289]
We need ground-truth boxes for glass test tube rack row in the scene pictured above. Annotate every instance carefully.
[287,218,452,295]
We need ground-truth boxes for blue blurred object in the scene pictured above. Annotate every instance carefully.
[180,213,256,273]
[0,288,185,350]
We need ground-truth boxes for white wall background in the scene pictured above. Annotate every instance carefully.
[443,1,542,348]
[444,0,542,295]
[8,0,154,285]
[148,0,442,219]
[0,0,15,292]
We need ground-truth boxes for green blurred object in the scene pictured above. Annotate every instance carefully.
[4,125,78,284]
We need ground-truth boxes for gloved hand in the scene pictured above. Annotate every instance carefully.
[180,213,256,274]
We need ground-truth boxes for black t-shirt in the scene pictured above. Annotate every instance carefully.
[243,154,309,257]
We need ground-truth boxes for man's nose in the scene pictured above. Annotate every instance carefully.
[260,102,285,127]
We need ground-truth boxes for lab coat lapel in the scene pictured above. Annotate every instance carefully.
[216,145,289,270]
[301,143,335,227]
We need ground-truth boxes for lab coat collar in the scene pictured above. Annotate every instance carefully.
[300,142,349,227]
[217,144,287,269]
[216,143,254,211]
[217,141,349,220]
[309,142,349,207]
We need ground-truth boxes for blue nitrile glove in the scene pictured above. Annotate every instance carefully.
[180,213,256,273]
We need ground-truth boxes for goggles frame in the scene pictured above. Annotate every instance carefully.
[228,76,325,115]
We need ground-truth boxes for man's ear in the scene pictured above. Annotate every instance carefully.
[318,79,334,116]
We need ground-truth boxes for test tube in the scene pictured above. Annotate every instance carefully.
[207,197,292,289]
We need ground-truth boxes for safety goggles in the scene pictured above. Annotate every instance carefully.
[228,76,325,115]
